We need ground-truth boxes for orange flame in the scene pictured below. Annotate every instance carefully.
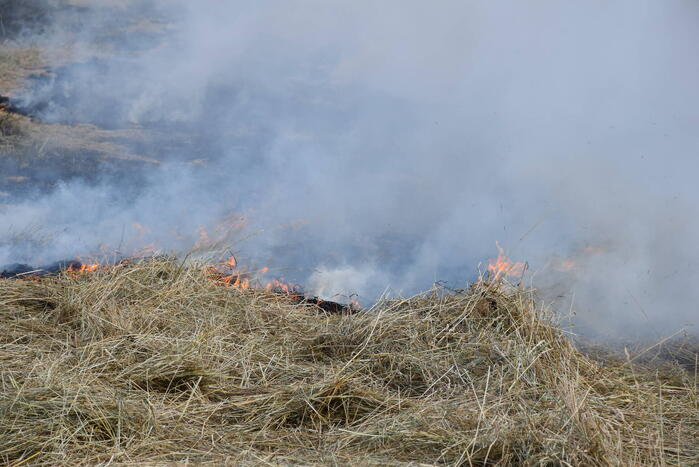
[486,242,527,281]
[67,263,100,275]
[8,252,359,309]
[208,255,297,294]
[265,278,298,294]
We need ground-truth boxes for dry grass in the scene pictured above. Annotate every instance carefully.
[0,258,697,465]
[0,46,42,93]
[0,42,42,155]
[0,110,26,152]
[0,1,168,178]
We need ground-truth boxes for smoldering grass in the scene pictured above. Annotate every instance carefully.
[0,258,697,465]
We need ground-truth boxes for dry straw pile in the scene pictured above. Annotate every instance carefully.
[1,258,697,465]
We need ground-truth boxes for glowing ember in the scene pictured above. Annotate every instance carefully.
[486,242,527,281]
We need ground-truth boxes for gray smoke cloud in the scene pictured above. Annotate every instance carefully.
[2,0,699,337]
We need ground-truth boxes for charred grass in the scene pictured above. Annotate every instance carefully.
[0,259,697,465]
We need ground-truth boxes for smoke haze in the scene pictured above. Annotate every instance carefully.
[2,0,699,336]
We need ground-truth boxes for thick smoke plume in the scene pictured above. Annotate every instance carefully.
[2,0,699,336]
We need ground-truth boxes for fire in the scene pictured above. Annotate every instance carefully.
[4,253,358,312]
[486,242,527,282]
[6,216,343,305]
[232,275,251,289]
[265,279,299,295]
[210,256,296,294]
[67,263,100,275]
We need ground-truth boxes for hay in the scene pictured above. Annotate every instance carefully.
[0,110,25,152]
[1,258,697,465]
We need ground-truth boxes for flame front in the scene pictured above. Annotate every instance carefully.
[67,263,100,275]
[211,257,297,294]
[486,242,527,282]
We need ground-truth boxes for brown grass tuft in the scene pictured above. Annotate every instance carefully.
[1,258,697,465]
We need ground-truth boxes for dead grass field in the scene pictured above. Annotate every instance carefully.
[0,0,175,198]
[1,259,697,466]
[0,46,42,92]
[1,4,698,464]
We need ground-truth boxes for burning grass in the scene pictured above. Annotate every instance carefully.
[1,258,697,465]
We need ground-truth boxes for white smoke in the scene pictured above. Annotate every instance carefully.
[2,0,699,336]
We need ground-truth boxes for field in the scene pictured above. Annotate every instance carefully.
[0,260,697,466]
[2,2,699,465]
[0,0,171,198]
